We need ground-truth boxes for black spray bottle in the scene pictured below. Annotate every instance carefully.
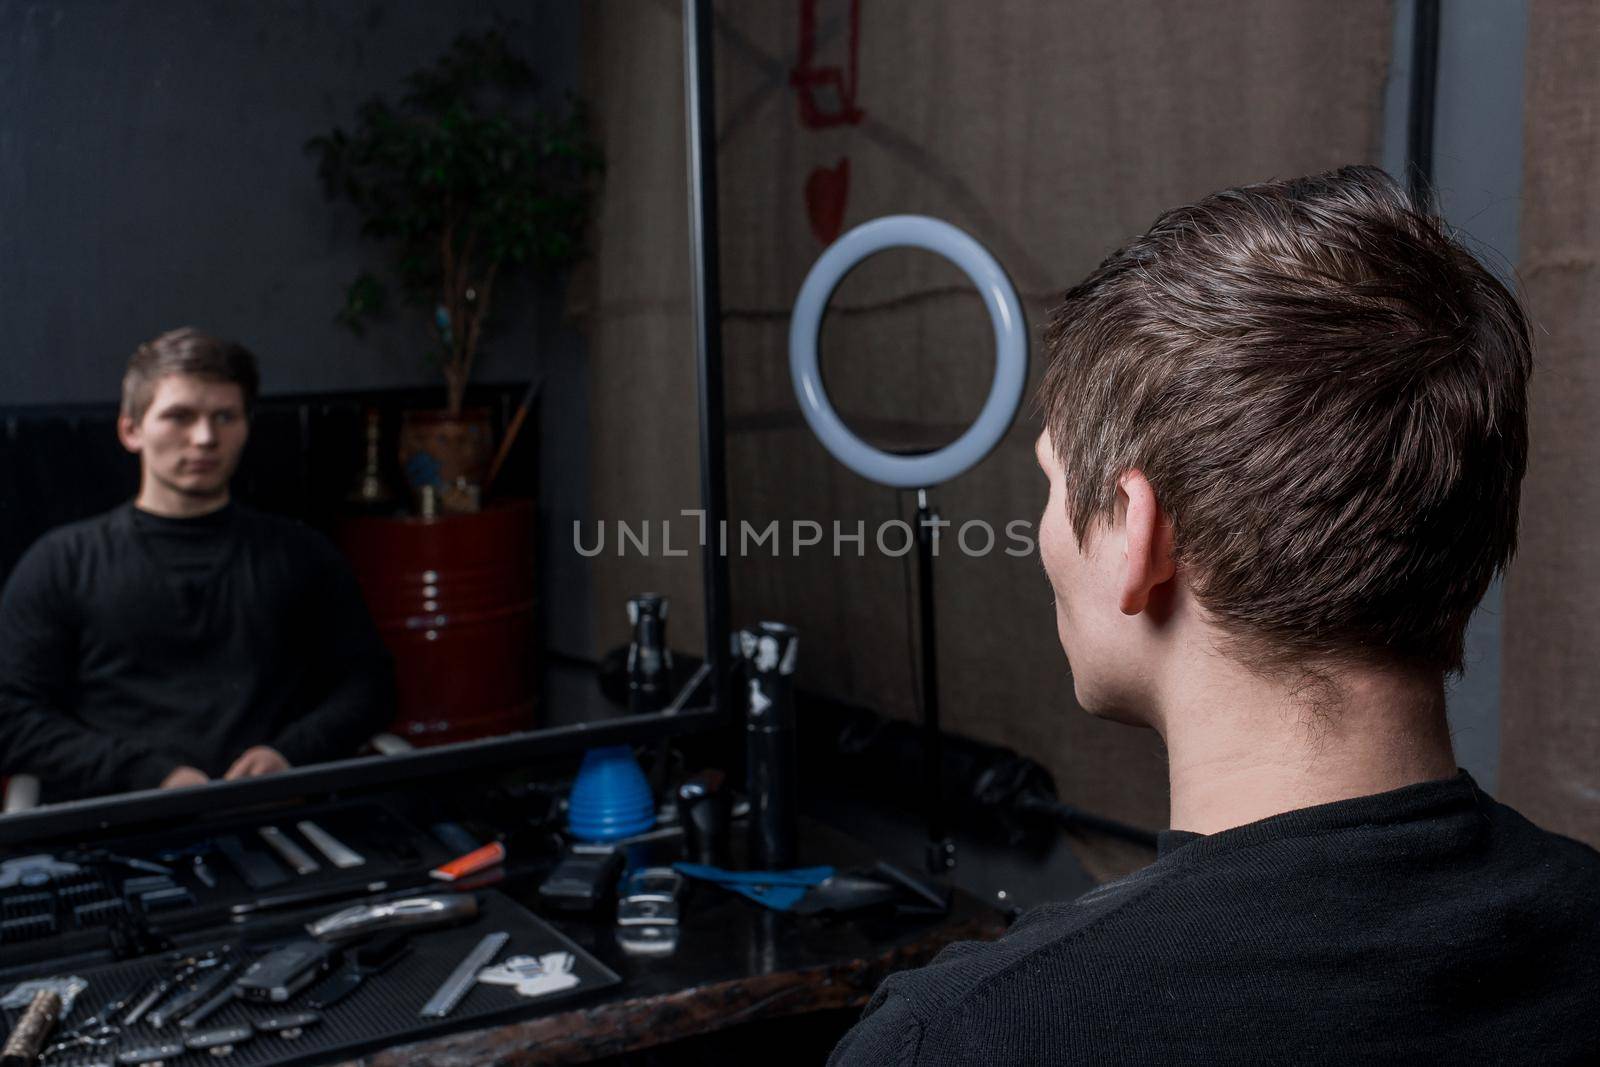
[739,621,799,870]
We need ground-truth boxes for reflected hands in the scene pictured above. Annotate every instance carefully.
[160,765,209,789]
[224,745,290,780]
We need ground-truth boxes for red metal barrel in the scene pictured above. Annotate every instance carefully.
[336,500,538,747]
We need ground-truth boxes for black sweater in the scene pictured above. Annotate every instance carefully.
[829,771,1600,1065]
[0,502,394,800]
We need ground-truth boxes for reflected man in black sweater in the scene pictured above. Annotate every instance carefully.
[831,168,1600,1064]
[0,328,394,802]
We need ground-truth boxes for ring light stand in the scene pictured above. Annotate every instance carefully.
[789,215,1028,872]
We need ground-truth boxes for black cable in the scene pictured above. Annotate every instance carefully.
[1015,795,1159,851]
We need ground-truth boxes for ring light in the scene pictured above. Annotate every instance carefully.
[788,215,1028,489]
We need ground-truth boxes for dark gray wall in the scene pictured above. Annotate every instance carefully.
[0,0,594,657]
[1,0,578,400]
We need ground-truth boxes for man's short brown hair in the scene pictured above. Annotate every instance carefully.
[122,327,261,422]
[1039,165,1532,676]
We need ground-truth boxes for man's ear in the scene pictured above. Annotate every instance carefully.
[1116,469,1175,615]
[116,413,142,455]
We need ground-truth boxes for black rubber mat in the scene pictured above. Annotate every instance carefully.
[0,800,448,972]
[0,889,619,1066]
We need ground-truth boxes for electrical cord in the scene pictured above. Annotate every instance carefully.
[1012,794,1158,851]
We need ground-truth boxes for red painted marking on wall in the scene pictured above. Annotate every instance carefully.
[791,0,865,129]
[805,157,851,245]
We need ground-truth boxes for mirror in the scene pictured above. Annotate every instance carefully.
[0,3,717,814]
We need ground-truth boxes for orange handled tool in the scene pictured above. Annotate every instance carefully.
[429,841,507,882]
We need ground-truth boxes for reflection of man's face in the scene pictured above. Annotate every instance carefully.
[119,375,249,501]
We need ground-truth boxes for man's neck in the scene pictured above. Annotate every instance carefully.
[1157,658,1458,835]
[134,481,231,519]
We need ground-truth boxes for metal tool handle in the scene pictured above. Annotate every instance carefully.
[179,986,236,1031]
[258,826,321,876]
[419,931,508,1018]
[307,893,477,940]
[295,821,366,869]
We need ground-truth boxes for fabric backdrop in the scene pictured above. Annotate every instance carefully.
[582,0,1394,876]
[1500,0,1600,849]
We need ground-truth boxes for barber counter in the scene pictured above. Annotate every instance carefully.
[0,780,1004,1067]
